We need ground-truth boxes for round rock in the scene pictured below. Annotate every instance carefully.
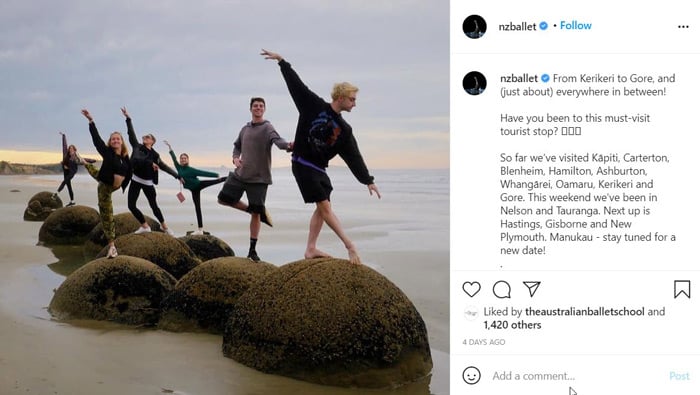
[38,205,100,245]
[23,191,63,221]
[83,212,162,259]
[97,232,201,279]
[177,234,235,261]
[48,256,177,326]
[160,257,277,333]
[223,258,433,388]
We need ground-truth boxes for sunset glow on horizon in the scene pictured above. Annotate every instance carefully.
[0,150,62,165]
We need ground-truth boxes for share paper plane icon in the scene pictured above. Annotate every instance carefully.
[523,281,541,297]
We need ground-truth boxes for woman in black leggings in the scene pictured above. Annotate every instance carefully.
[55,132,95,205]
[163,140,226,235]
[122,107,183,235]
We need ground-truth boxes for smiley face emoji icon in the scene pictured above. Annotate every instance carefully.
[463,366,481,385]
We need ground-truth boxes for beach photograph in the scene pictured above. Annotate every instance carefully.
[1,2,448,394]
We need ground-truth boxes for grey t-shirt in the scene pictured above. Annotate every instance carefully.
[232,120,288,184]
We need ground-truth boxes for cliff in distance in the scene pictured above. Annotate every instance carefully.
[0,161,63,175]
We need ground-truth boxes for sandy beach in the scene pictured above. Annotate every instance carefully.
[0,169,449,395]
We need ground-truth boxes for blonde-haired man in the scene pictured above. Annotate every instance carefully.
[261,49,381,265]
[331,82,358,101]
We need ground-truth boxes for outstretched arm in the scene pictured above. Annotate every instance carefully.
[82,109,107,156]
[163,140,181,170]
[278,140,293,152]
[156,155,182,180]
[338,133,376,188]
[261,48,323,112]
[60,131,68,157]
[269,129,291,151]
[122,107,139,147]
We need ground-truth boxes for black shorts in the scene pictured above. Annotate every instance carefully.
[217,173,269,213]
[292,161,333,203]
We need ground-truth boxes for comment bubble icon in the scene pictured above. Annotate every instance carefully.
[493,280,512,299]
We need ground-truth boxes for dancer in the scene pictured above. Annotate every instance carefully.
[55,131,95,206]
[122,107,182,235]
[217,97,292,262]
[80,109,132,258]
[163,140,226,235]
[261,49,381,265]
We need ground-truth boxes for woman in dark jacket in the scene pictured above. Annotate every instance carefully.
[81,109,132,258]
[54,131,95,206]
[121,107,182,236]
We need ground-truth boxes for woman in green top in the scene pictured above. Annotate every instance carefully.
[164,140,226,235]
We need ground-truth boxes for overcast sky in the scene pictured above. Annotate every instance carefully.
[0,1,448,169]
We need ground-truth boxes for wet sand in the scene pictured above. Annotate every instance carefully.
[0,174,449,395]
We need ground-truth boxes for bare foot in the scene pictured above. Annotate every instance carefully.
[305,247,332,259]
[348,247,362,265]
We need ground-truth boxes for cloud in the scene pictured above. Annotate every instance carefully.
[0,1,448,169]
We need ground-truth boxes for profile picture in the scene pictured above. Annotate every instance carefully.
[462,71,487,95]
[463,15,487,39]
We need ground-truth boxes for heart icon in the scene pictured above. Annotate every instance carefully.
[462,281,481,297]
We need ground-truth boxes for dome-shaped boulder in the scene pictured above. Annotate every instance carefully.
[159,257,277,333]
[83,213,162,259]
[23,191,63,221]
[97,232,200,279]
[177,234,235,261]
[38,205,100,245]
[222,258,433,389]
[48,256,177,326]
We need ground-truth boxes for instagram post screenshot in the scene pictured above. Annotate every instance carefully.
[452,2,699,394]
